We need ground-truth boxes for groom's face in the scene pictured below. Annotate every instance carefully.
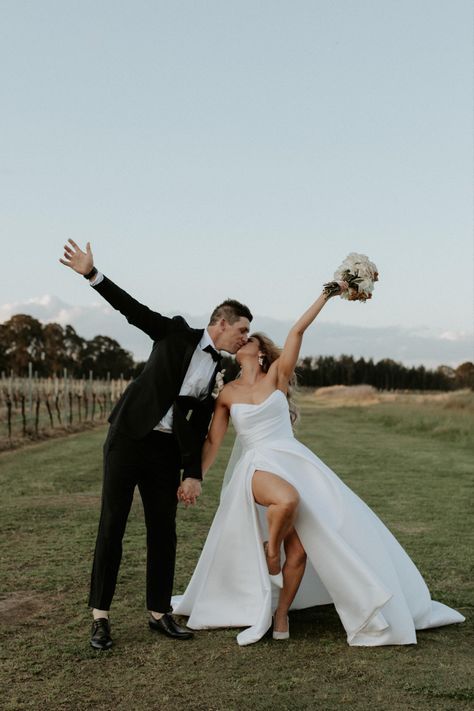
[217,317,250,354]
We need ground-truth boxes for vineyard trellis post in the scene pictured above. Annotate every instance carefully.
[89,370,95,421]
[28,362,33,426]
[107,371,111,412]
[63,368,68,424]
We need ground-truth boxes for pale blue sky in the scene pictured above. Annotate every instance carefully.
[1,1,472,353]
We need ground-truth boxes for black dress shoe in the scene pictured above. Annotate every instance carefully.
[90,617,113,650]
[148,613,194,640]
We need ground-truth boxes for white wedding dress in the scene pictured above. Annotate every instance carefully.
[172,390,464,646]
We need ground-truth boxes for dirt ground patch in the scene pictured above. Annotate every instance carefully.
[0,591,59,625]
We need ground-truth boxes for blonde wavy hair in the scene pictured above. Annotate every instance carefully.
[251,331,299,426]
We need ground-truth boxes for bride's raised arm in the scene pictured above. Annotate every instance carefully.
[276,283,347,388]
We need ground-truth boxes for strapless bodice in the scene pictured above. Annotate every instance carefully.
[230,390,294,448]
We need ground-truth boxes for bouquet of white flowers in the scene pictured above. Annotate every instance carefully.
[323,253,379,302]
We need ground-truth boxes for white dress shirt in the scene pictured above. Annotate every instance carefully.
[90,272,218,433]
[89,271,104,287]
[155,328,218,432]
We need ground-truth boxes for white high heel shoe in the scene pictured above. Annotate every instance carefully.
[272,615,290,640]
[264,542,283,588]
[269,571,284,588]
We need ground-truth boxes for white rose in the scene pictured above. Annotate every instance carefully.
[357,279,373,294]
[211,370,226,399]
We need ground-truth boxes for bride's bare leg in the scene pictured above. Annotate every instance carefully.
[252,470,300,574]
[274,528,307,632]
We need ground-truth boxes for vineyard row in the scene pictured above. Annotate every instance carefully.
[0,370,130,441]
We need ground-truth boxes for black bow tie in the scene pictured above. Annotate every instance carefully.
[203,345,221,362]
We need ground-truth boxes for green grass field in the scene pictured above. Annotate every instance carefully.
[0,393,472,711]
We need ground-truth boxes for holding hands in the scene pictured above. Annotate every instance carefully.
[177,478,202,507]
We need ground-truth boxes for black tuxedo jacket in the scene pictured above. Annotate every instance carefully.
[94,276,218,479]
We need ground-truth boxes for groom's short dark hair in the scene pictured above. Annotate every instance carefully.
[208,299,253,325]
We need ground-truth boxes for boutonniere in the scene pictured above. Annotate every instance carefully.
[211,369,226,399]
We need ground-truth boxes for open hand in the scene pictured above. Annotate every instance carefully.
[177,478,202,507]
[59,239,94,276]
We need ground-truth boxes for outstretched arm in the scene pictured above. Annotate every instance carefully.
[277,283,347,386]
[59,239,179,341]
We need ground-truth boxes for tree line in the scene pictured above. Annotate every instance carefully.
[0,315,135,378]
[1,313,473,389]
[220,355,474,391]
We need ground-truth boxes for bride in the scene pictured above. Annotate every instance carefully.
[173,283,464,646]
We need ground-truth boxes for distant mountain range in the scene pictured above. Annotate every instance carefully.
[1,295,472,368]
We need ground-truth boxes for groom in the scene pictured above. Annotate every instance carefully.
[60,239,252,649]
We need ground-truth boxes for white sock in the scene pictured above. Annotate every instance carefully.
[92,608,109,620]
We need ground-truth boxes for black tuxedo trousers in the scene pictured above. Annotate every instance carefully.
[88,426,181,612]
